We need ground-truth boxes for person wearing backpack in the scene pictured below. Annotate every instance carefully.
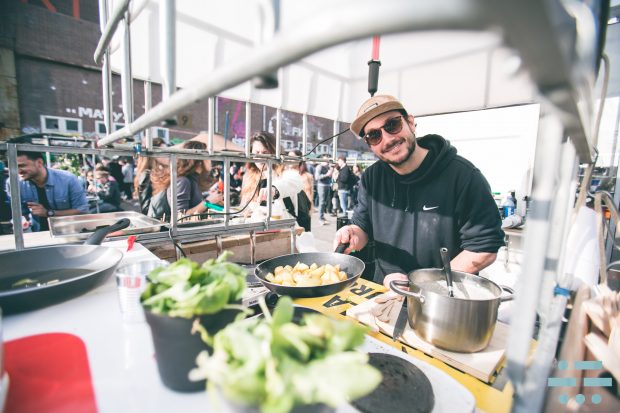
[336,156,355,216]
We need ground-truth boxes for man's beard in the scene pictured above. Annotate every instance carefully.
[378,132,416,167]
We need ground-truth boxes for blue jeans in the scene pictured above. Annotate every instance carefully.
[338,189,350,214]
[317,184,331,220]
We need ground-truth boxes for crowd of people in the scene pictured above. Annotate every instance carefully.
[0,134,365,233]
[1,93,502,293]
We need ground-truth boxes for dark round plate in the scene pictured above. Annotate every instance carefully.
[352,353,435,413]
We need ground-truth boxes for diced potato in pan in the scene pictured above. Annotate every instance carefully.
[263,262,350,287]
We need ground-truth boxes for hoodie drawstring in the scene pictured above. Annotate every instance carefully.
[405,186,411,212]
[391,174,397,208]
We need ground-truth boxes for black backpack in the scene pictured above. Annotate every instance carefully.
[283,190,312,232]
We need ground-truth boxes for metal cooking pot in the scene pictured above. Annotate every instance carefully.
[390,268,514,353]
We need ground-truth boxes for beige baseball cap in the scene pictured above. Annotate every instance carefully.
[350,95,406,137]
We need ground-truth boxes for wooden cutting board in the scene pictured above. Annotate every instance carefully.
[346,293,507,383]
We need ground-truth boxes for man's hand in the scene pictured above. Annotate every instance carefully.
[383,272,408,290]
[26,202,47,217]
[333,224,368,254]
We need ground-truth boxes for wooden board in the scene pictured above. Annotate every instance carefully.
[146,229,299,262]
[347,293,507,383]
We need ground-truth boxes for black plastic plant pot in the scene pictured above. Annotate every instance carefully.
[144,307,241,392]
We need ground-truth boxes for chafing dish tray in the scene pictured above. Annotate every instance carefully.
[49,211,165,239]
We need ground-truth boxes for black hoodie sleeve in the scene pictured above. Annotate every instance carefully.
[456,169,505,253]
[350,173,373,238]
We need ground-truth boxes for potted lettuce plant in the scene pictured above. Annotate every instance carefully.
[141,251,248,392]
[189,296,382,413]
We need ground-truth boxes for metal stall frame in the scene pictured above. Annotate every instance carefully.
[2,0,603,411]
[1,142,298,252]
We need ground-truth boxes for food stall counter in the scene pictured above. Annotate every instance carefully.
[0,239,514,413]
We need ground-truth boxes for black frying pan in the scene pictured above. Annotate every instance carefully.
[0,218,130,314]
[254,244,365,298]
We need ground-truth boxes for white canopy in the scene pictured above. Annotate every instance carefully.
[109,0,537,122]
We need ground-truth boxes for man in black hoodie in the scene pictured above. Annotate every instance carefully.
[334,95,504,286]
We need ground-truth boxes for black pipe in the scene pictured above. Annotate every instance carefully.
[368,60,381,96]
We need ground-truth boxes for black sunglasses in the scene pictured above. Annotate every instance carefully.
[363,115,405,146]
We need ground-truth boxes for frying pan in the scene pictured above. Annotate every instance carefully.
[254,244,365,298]
[0,218,130,314]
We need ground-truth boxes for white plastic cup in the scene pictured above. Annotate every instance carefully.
[115,260,168,323]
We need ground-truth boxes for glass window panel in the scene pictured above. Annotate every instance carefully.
[65,120,79,132]
[45,117,60,130]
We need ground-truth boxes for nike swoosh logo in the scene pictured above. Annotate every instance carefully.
[422,205,439,211]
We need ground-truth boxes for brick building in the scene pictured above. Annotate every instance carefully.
[0,0,370,159]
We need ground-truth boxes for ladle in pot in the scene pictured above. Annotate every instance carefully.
[440,247,454,298]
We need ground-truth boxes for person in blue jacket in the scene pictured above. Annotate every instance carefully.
[334,95,504,286]
[12,151,88,232]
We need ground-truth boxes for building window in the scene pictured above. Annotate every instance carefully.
[41,115,82,134]
[317,144,330,154]
[95,121,124,135]
[65,120,80,133]
[154,127,169,143]
[297,141,314,153]
[281,139,295,150]
[45,117,59,131]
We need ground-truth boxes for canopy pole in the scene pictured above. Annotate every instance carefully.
[7,144,24,251]
[276,108,282,158]
[302,113,308,157]
[160,0,176,101]
[368,35,381,96]
[208,97,215,155]
[97,0,113,137]
[506,105,565,400]
[332,120,339,161]
[120,9,134,134]
[144,81,153,149]
[245,101,252,158]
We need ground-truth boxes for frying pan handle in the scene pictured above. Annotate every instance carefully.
[84,218,131,245]
[334,242,349,254]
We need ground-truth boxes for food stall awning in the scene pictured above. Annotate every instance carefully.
[108,0,537,122]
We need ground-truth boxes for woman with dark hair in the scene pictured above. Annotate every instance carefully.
[240,132,303,221]
[147,141,222,219]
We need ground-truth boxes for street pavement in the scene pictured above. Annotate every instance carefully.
[308,209,342,252]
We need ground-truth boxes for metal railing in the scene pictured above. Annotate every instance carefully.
[80,2,605,412]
